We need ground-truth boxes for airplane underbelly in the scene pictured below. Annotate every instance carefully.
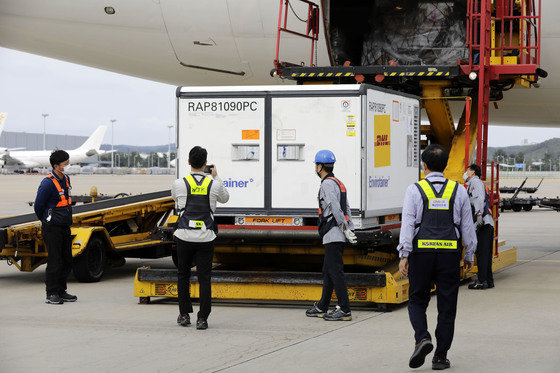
[160,0,246,77]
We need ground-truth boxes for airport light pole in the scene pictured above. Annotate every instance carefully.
[42,113,49,150]
[167,124,174,170]
[110,119,116,173]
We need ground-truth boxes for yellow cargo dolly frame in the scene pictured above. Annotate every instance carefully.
[0,191,175,282]
[134,242,516,310]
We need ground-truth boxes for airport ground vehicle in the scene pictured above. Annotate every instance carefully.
[0,192,174,282]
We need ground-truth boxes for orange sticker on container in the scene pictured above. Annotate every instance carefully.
[242,130,260,140]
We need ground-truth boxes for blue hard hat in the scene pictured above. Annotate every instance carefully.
[315,150,336,164]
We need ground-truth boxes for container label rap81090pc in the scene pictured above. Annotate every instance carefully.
[186,101,259,112]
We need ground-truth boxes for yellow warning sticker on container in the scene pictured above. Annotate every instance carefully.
[346,115,356,136]
[374,115,391,168]
[242,130,260,140]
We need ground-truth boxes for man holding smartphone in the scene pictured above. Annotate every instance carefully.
[171,146,229,330]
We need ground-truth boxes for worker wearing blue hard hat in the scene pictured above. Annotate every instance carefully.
[306,149,357,321]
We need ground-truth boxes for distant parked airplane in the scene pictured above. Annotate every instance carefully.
[0,113,26,157]
[1,125,107,169]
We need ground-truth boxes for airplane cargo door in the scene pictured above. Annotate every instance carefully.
[160,0,246,76]
[177,96,265,209]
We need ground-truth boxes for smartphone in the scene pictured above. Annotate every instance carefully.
[204,165,214,174]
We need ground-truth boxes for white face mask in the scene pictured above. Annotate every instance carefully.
[463,172,469,181]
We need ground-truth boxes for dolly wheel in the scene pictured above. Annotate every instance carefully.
[139,297,151,304]
[73,237,106,282]
[523,205,533,212]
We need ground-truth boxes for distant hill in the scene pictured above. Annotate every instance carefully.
[488,138,560,161]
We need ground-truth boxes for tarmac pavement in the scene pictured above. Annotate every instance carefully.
[0,175,559,372]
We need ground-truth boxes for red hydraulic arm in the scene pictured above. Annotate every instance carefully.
[465,0,541,179]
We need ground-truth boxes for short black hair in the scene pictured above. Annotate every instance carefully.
[322,164,334,174]
[50,150,69,168]
[188,146,207,169]
[421,144,449,172]
[468,163,482,177]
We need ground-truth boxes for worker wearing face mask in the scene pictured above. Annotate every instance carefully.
[34,150,77,305]
[305,150,357,321]
[463,164,495,290]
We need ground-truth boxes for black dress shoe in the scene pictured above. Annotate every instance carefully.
[177,314,191,327]
[409,338,433,368]
[432,356,451,370]
[468,281,488,290]
[59,291,77,302]
[487,282,495,288]
[196,319,208,330]
[45,294,63,305]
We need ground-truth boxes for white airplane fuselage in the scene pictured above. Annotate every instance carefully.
[3,149,96,169]
[0,1,558,128]
[1,126,107,169]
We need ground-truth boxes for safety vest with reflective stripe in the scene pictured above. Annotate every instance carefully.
[413,178,461,253]
[318,174,350,238]
[177,174,216,233]
[47,174,72,207]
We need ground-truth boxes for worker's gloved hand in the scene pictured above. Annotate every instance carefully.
[476,214,483,229]
[344,229,358,245]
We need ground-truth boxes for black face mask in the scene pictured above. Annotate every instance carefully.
[316,164,323,178]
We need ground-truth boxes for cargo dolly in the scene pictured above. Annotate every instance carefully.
[500,178,543,194]
[134,243,517,309]
[500,178,547,212]
[0,191,175,281]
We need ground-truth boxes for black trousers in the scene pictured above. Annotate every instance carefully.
[43,224,73,296]
[317,242,350,313]
[476,224,495,284]
[176,238,214,320]
[408,252,461,359]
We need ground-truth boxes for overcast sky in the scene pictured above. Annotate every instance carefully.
[1,47,559,147]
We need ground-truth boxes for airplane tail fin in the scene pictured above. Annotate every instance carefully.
[0,113,6,137]
[77,125,107,155]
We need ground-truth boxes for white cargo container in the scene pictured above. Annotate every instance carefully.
[176,84,420,231]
